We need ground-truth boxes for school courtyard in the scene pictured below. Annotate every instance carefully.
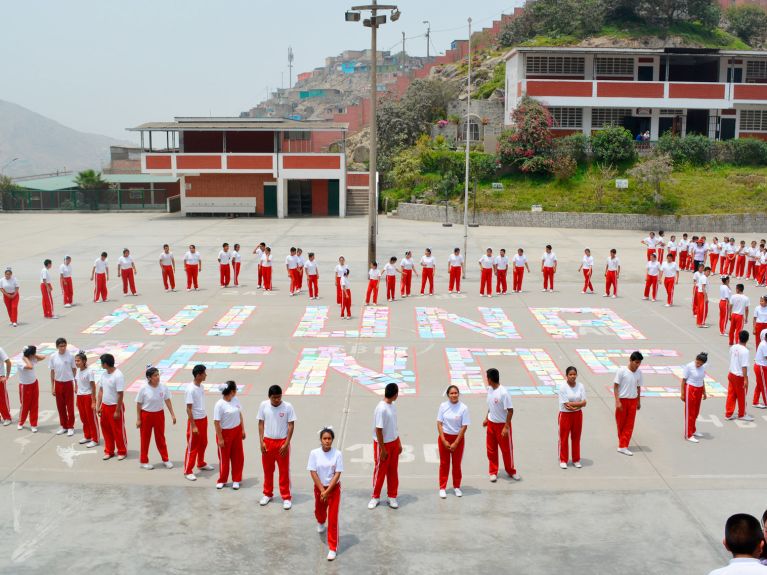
[0,212,763,574]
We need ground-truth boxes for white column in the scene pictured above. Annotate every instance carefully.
[582,108,592,136]
[179,175,187,214]
[650,109,660,140]
[277,177,288,219]
[339,157,347,218]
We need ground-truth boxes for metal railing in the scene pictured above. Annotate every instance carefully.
[1,189,166,211]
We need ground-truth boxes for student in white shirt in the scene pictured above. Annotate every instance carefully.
[512,248,530,293]
[340,269,352,319]
[693,238,709,274]
[720,276,733,336]
[334,255,348,304]
[91,252,110,302]
[747,240,759,280]
[727,330,753,421]
[753,295,767,352]
[448,247,464,294]
[258,385,296,509]
[541,245,557,292]
[383,256,399,302]
[736,240,748,278]
[643,252,661,301]
[692,262,703,316]
[729,283,751,345]
[661,254,679,307]
[253,242,266,289]
[495,249,509,295]
[604,249,620,298]
[0,346,12,424]
[681,352,708,442]
[118,248,138,296]
[135,366,176,470]
[709,237,721,274]
[399,250,417,298]
[365,262,382,306]
[483,368,520,481]
[218,242,232,288]
[558,366,587,468]
[667,234,677,262]
[369,383,402,510]
[614,351,643,455]
[74,352,99,448]
[706,514,767,575]
[308,427,344,561]
[0,267,20,327]
[96,353,127,460]
[753,329,767,409]
[285,247,299,295]
[305,252,320,300]
[656,230,666,260]
[420,248,436,296]
[184,364,215,481]
[436,385,470,498]
[231,243,242,287]
[213,380,246,490]
[59,255,74,307]
[49,337,76,436]
[478,247,495,297]
[725,238,737,276]
[159,244,176,292]
[577,248,595,294]
[641,232,657,261]
[18,345,45,432]
[696,266,712,328]
[183,244,202,291]
[295,248,306,293]
[678,234,689,270]
[261,247,273,291]
[40,259,56,318]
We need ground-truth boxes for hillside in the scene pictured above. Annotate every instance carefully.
[0,99,129,178]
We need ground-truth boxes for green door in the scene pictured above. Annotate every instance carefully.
[263,184,278,217]
[328,179,340,216]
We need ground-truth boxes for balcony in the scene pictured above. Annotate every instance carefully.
[142,152,345,178]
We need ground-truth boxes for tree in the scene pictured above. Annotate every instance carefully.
[628,154,674,205]
[0,175,19,211]
[591,124,637,165]
[725,4,767,45]
[498,96,555,174]
[636,0,720,29]
[499,0,608,46]
[75,169,108,210]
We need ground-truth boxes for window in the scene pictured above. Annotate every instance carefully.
[746,60,767,82]
[594,57,635,77]
[526,55,584,76]
[284,131,310,141]
[591,108,632,128]
[659,109,684,116]
[459,121,481,141]
[549,107,583,129]
[739,110,767,131]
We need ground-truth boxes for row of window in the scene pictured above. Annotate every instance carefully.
[739,110,767,131]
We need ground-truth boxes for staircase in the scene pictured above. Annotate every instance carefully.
[346,188,370,216]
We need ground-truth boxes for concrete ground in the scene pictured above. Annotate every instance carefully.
[0,212,765,575]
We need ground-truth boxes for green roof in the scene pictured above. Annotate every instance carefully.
[16,174,179,191]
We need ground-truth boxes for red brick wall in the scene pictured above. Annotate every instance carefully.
[186,174,269,214]
[311,179,328,216]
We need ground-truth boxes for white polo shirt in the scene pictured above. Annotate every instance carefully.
[372,400,398,443]
[754,305,767,323]
[513,254,528,268]
[18,358,38,385]
[613,366,642,399]
[720,285,732,301]
[218,250,232,265]
[40,268,51,284]
[661,262,678,278]
[558,381,586,412]
[478,255,494,269]
[159,252,174,266]
[729,344,750,376]
[368,268,382,281]
[117,256,134,270]
[340,275,350,290]
[383,263,397,276]
[285,255,298,269]
[581,255,594,270]
[437,400,470,435]
[495,255,509,271]
[606,257,620,271]
[231,250,241,263]
[307,447,344,487]
[646,261,660,277]
[49,351,75,382]
[76,367,95,396]
[486,385,513,424]
[185,383,206,419]
[260,254,272,268]
[697,274,708,292]
[99,369,126,406]
[667,240,676,252]
[755,337,767,367]
[257,400,296,440]
[213,397,242,429]
[401,257,414,270]
[643,236,657,248]
[136,383,171,413]
[59,263,72,278]
[304,260,318,276]
[448,254,464,268]
[184,251,201,265]
[421,255,435,269]
[542,252,557,268]
[93,258,108,274]
[693,244,707,260]
[0,277,18,294]
[707,557,767,574]
[334,263,348,277]
[710,242,720,255]
[682,361,706,388]
[730,294,750,315]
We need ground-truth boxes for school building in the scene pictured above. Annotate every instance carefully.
[505,46,767,141]
[130,117,369,217]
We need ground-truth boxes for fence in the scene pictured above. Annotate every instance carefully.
[2,189,166,211]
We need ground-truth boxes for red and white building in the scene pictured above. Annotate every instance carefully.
[505,46,767,141]
[130,117,361,217]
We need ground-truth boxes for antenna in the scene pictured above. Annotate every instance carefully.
[288,46,294,88]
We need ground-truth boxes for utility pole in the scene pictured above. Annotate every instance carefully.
[401,31,406,70]
[288,46,294,88]
[423,20,431,58]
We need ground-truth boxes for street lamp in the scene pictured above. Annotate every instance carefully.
[423,20,431,58]
[346,2,400,266]
[462,18,472,278]
[1,158,19,174]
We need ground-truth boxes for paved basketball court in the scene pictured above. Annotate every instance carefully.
[0,212,764,574]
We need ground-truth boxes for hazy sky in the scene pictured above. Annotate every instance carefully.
[1,0,522,142]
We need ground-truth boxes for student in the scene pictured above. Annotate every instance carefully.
[736,240,748,279]
[285,247,299,295]
[541,245,557,292]
[725,238,737,276]
[308,427,343,562]
[495,249,509,295]
[49,337,76,436]
[661,253,679,307]
[754,295,767,351]
[59,255,74,307]
[613,351,643,456]
[729,284,751,345]
[305,252,320,300]
[720,277,733,336]
[183,364,215,481]
[365,262,381,306]
[483,368,520,482]
[478,248,494,298]
[383,256,398,302]
[678,233,689,270]
[448,247,464,294]
[558,366,587,469]
[692,263,703,317]
[420,248,436,296]
[253,242,266,289]
[641,232,657,261]
[727,330,753,422]
[261,247,273,291]
[369,382,401,510]
[667,234,677,262]
[643,253,660,302]
[296,248,305,293]
[40,259,56,318]
[258,385,296,509]
[0,268,19,326]
[135,366,176,470]
[213,380,246,490]
[399,250,417,298]
[604,249,620,298]
[0,346,12,425]
[758,248,767,287]
[656,230,666,260]
[681,352,708,443]
[720,236,730,274]
[118,248,138,296]
[340,269,352,319]
[218,243,232,288]
[334,256,348,304]
[512,248,530,293]
[709,237,721,273]
[436,385,470,498]
[231,243,242,287]
[688,235,699,271]
[706,514,767,575]
[754,331,767,410]
[693,237,709,274]
[183,245,202,291]
[578,248,594,294]
[96,353,127,460]
[91,252,109,302]
[747,240,759,280]
[159,244,176,292]
[18,345,45,432]
[74,352,99,448]
[697,266,712,328]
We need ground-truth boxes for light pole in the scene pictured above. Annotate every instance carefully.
[1,158,19,174]
[346,3,400,266]
[462,18,472,278]
[423,20,431,58]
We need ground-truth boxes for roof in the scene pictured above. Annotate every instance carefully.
[16,174,179,191]
[505,46,767,59]
[129,117,349,132]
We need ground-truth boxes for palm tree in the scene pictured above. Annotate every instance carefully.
[75,169,108,209]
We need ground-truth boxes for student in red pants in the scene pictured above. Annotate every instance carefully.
[681,352,708,442]
[308,427,344,562]
[183,245,201,291]
[478,248,495,297]
[383,256,398,302]
[285,247,300,295]
[747,240,759,280]
[253,242,266,289]
[214,380,245,490]
[728,284,750,345]
[340,269,352,319]
[96,354,127,460]
[735,240,748,278]
[40,259,55,318]
[495,249,509,295]
[184,364,215,481]
[641,232,657,261]
[399,251,417,297]
[304,252,319,300]
[447,248,464,294]
[91,252,109,302]
[369,383,401,510]
[541,245,557,292]
[660,254,679,307]
[577,248,594,294]
[727,331,753,421]
[512,248,530,293]
[59,255,74,307]
[218,243,232,288]
[296,248,305,293]
[604,249,620,298]
[667,234,677,262]
[484,368,521,482]
[656,230,666,260]
[18,346,45,432]
[365,262,381,305]
[678,234,689,271]
[613,351,643,456]
[719,276,732,336]
[0,347,12,425]
[159,244,176,292]
[231,244,242,287]
[260,247,273,291]
[74,352,99,448]
[708,237,720,274]
[258,385,296,509]
[135,366,176,470]
[334,256,348,303]
[437,385,470,498]
[754,330,767,409]
[696,266,711,328]
[643,253,660,302]
[49,337,76,436]
[0,268,20,327]
[753,295,767,351]
[118,249,138,296]
[420,248,436,295]
[558,366,587,468]
[692,263,702,316]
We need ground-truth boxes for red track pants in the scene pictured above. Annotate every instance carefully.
[696,292,709,326]
[139,410,169,464]
[753,364,767,406]
[421,268,434,295]
[669,250,677,262]
[365,279,379,305]
[61,277,73,305]
[335,276,342,303]
[100,403,127,457]
[184,417,209,474]
[709,253,719,272]
[679,252,687,270]
[185,264,199,289]
[308,274,318,298]
[372,437,401,498]
[729,313,744,345]
[341,288,351,317]
[262,267,272,290]
[18,381,39,426]
[40,283,54,317]
[643,275,658,299]
[736,255,746,277]
[664,277,675,305]
[582,269,593,292]
[684,384,704,439]
[385,275,395,300]
[93,272,108,302]
[76,394,99,442]
[692,287,698,315]
[719,300,728,334]
[513,267,525,292]
[755,323,767,350]
[219,264,231,287]
[3,293,18,324]
[726,373,746,418]
[605,270,618,296]
[747,260,756,279]
[121,268,136,295]
[288,269,299,293]
[479,268,492,295]
[257,263,263,288]
[486,420,516,476]
[646,249,655,261]
[161,265,175,290]
[262,437,291,499]
[217,424,244,484]
[448,267,461,292]
[400,269,412,296]
[54,380,75,429]
[314,484,341,552]
[558,410,583,464]
[232,262,240,286]
[496,269,508,294]
[615,398,638,449]
[542,267,555,290]
[438,433,464,489]
[0,377,11,420]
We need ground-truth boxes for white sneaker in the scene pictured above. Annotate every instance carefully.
[617,447,633,456]
[163,461,174,469]
[664,303,671,307]
[55,427,67,435]
[388,498,399,509]
[283,500,292,510]
[511,474,521,481]
[198,464,215,471]
[367,498,379,509]
[165,289,170,292]
[117,455,126,461]
[317,523,327,533]
[693,432,703,438]
[17,424,23,430]
[185,474,197,481]
[216,483,224,490]
[754,403,767,409]
[651,298,656,302]
[739,414,755,422]
[67,429,74,436]
[603,293,609,297]
[103,454,113,460]
[141,463,154,470]
[327,551,337,561]
[86,441,98,448]
[12,322,16,327]
[439,489,447,499]
[560,462,568,469]
[31,427,38,433]
[489,474,498,482]
[259,495,272,506]
[574,461,582,469]
[233,482,240,490]
[2,419,11,426]
[642,297,648,300]
[454,488,463,497]
[611,295,617,299]
[79,437,89,444]
[686,436,699,443]
[64,303,71,308]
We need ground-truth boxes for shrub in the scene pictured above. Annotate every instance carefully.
[591,124,637,165]
[712,138,767,166]
[556,133,590,165]
[656,133,712,166]
[498,96,554,173]
[520,155,556,174]
[553,155,577,182]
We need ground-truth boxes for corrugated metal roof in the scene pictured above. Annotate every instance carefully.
[506,46,767,59]
[16,174,179,191]
[129,119,349,132]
